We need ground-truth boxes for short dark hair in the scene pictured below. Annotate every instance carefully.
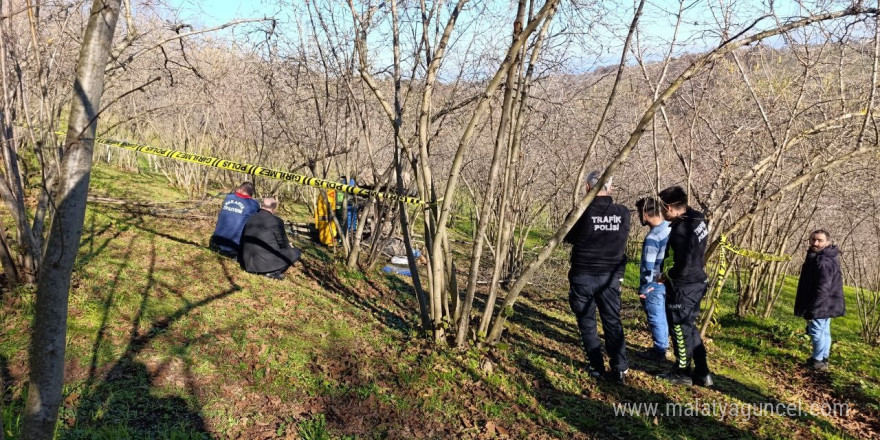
[238,182,256,196]
[636,197,661,217]
[658,186,688,207]
[811,229,831,241]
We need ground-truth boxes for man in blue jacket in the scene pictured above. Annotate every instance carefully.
[564,171,631,384]
[635,197,671,362]
[795,229,845,371]
[209,182,260,258]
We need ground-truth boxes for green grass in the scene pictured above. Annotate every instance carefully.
[0,162,878,439]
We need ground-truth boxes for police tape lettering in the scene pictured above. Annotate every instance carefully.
[93,135,431,206]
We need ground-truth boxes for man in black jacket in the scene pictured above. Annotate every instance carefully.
[658,186,712,387]
[240,198,302,280]
[564,171,631,384]
[794,229,845,371]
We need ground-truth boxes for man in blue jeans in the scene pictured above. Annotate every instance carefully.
[794,229,845,371]
[564,171,631,384]
[635,197,671,362]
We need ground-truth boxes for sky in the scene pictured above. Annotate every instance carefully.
[167,0,276,27]
[159,0,866,73]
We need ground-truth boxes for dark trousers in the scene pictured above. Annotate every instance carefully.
[569,273,628,373]
[665,280,709,376]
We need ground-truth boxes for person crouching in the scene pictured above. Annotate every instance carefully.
[240,197,302,280]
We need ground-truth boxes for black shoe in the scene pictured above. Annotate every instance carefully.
[637,348,667,362]
[692,373,714,387]
[806,358,829,371]
[263,270,285,280]
[658,370,693,386]
[587,367,605,381]
[605,369,628,385]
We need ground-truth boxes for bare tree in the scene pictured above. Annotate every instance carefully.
[22,1,122,437]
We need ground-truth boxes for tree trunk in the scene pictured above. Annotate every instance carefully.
[22,0,122,438]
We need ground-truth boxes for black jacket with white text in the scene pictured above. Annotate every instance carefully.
[662,207,709,285]
[564,196,631,279]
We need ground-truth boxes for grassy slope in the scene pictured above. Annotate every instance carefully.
[0,163,877,439]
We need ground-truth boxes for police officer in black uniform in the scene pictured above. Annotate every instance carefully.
[657,186,713,387]
[564,171,631,384]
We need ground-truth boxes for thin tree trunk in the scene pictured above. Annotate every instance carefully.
[0,215,19,286]
[389,0,432,334]
[22,0,121,437]
[486,5,878,343]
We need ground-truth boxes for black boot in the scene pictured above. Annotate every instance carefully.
[806,358,829,371]
[658,369,693,386]
[605,369,628,385]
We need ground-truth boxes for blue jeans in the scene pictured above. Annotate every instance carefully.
[640,282,668,352]
[806,318,832,361]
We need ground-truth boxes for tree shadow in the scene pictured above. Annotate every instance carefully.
[121,213,207,248]
[298,256,413,334]
[67,237,241,438]
[76,210,131,268]
[297,330,452,438]
[505,295,849,437]
[515,354,760,439]
[508,297,584,348]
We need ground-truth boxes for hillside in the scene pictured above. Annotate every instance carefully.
[1,164,879,439]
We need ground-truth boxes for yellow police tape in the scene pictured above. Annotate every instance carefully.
[719,235,792,263]
[703,234,792,331]
[90,134,430,206]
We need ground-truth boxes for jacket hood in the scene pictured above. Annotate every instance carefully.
[809,245,839,259]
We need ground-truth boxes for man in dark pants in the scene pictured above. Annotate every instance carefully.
[210,182,260,259]
[794,229,845,371]
[564,171,631,384]
[240,198,302,280]
[658,186,712,387]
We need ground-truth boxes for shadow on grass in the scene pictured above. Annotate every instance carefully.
[298,254,413,334]
[297,330,452,438]
[515,354,761,439]
[506,296,851,437]
[66,237,242,439]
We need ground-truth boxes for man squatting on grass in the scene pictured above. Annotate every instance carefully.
[657,186,713,387]
[210,182,260,259]
[240,197,302,280]
[794,229,845,371]
[564,171,631,385]
[635,197,671,362]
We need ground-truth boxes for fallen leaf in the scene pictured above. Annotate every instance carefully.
[485,420,496,436]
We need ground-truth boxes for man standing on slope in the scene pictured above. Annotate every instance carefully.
[209,182,260,259]
[657,186,712,387]
[564,170,631,384]
[635,197,671,362]
[794,229,845,371]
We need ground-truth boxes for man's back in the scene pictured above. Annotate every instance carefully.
[565,196,631,278]
[240,209,299,274]
[664,207,708,284]
[212,192,260,253]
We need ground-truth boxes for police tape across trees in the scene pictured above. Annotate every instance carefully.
[85,134,431,206]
